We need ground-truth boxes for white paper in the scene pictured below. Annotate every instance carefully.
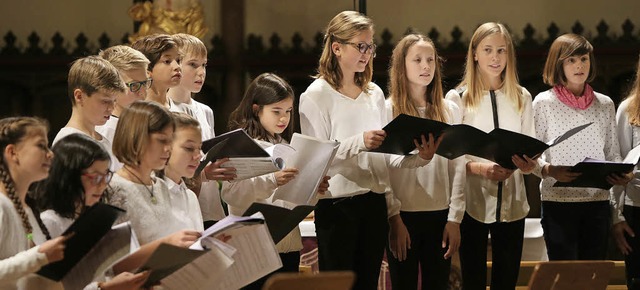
[272,133,339,205]
[61,222,137,290]
[624,144,640,165]
[221,157,284,180]
[160,244,235,290]
[210,224,282,290]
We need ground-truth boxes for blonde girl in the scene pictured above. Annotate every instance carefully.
[386,33,465,290]
[445,22,537,289]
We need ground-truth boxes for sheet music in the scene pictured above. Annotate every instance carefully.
[160,243,235,290]
[61,222,137,290]
[221,157,284,180]
[272,133,339,205]
[624,144,640,165]
[210,224,282,290]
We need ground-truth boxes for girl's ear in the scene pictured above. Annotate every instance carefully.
[252,104,260,116]
[331,42,342,57]
[4,144,18,165]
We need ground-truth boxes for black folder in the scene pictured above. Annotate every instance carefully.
[37,203,125,281]
[195,129,270,176]
[553,158,635,190]
[242,202,314,244]
[139,243,208,287]
[375,114,591,170]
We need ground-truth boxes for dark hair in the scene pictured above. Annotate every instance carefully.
[0,117,52,240]
[35,134,110,219]
[542,33,596,86]
[130,34,179,71]
[228,73,295,142]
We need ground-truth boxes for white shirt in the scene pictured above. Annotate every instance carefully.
[170,98,216,141]
[300,78,429,201]
[385,99,467,223]
[445,87,534,223]
[40,210,73,239]
[164,177,205,232]
[107,174,184,245]
[221,139,302,253]
[0,193,58,290]
[611,98,640,224]
[53,127,122,172]
[95,115,118,146]
[532,89,621,202]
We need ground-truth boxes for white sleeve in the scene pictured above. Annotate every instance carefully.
[612,102,634,224]
[0,247,48,283]
[532,95,550,178]
[448,156,466,223]
[221,174,278,211]
[299,92,367,164]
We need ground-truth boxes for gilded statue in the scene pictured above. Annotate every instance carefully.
[128,0,208,43]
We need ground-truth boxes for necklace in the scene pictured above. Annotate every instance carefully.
[123,166,157,205]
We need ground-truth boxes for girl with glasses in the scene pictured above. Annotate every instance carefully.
[299,11,434,290]
[34,133,153,290]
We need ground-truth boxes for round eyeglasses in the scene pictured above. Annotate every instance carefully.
[341,41,377,57]
[82,170,114,185]
[126,78,153,93]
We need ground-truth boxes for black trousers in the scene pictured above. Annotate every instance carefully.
[459,212,524,290]
[315,191,388,290]
[623,205,640,289]
[387,209,450,290]
[541,201,610,260]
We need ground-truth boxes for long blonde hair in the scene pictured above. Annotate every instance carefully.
[315,11,374,93]
[626,54,640,126]
[388,34,447,122]
[458,22,524,112]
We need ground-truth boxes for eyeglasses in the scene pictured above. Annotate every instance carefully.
[341,41,376,57]
[125,78,153,93]
[82,170,114,185]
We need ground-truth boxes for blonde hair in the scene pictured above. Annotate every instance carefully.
[67,56,126,105]
[99,45,150,73]
[316,11,374,93]
[458,22,524,112]
[625,54,640,126]
[172,33,208,60]
[542,34,596,87]
[388,34,447,122]
[112,101,175,166]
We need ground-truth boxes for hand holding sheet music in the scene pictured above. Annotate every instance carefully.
[553,157,636,190]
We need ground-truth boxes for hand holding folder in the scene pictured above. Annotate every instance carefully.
[37,203,125,281]
[553,145,640,190]
[195,129,291,180]
[375,114,592,170]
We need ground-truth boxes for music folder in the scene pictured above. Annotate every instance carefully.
[37,203,125,281]
[242,202,314,244]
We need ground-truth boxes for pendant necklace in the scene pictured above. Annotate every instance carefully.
[123,166,158,204]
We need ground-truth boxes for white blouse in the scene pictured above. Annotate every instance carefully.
[164,177,205,232]
[107,174,185,245]
[445,87,534,223]
[385,99,466,223]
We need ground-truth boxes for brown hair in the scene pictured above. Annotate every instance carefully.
[0,117,52,240]
[112,101,175,166]
[130,34,179,71]
[316,11,374,93]
[542,33,596,86]
[625,54,640,126]
[67,56,126,105]
[458,22,524,112]
[388,33,447,122]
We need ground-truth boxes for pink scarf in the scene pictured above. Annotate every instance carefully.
[553,84,595,110]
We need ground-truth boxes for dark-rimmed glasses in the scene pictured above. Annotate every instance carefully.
[126,78,153,93]
[341,41,376,57]
[82,170,114,185]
